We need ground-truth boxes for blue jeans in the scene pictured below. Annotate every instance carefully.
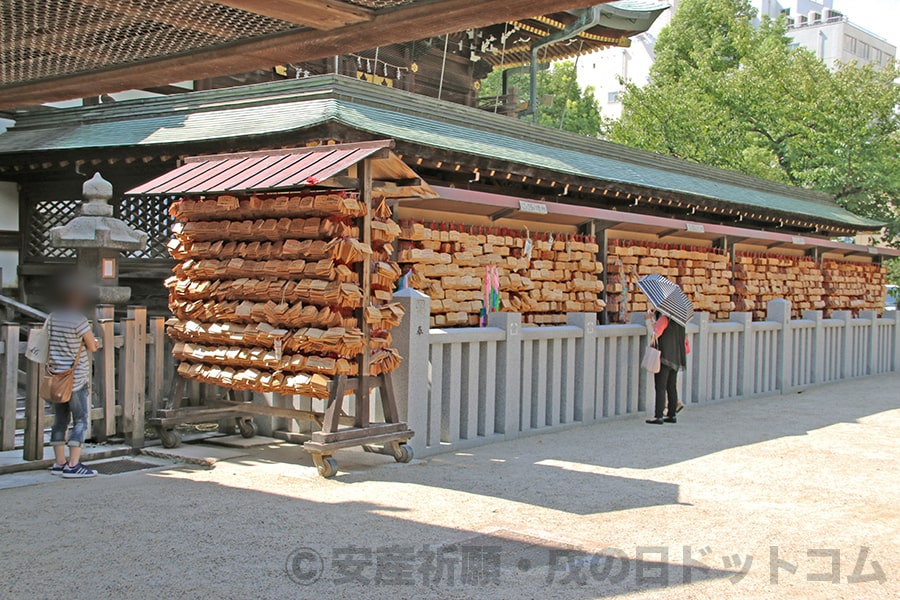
[50,385,89,447]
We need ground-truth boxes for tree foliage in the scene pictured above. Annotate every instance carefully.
[607,0,900,244]
[481,61,603,137]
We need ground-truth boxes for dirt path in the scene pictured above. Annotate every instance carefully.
[2,374,898,599]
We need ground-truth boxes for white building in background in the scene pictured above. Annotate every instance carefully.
[756,0,896,68]
[580,0,896,120]
[577,1,677,120]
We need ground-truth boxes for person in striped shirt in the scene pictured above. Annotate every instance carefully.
[48,279,100,478]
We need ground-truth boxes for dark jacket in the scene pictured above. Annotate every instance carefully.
[656,315,687,371]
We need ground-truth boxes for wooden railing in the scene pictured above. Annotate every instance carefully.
[0,305,171,458]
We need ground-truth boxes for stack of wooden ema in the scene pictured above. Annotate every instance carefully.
[733,253,826,319]
[398,221,605,327]
[166,192,404,399]
[606,241,734,321]
[822,260,887,316]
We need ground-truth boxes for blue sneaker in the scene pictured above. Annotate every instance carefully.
[49,463,66,476]
[62,462,98,479]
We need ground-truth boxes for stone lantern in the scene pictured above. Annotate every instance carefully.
[50,172,148,304]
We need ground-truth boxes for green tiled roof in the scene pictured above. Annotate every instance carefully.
[0,75,881,229]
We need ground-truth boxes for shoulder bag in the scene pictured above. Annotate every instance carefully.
[39,318,85,404]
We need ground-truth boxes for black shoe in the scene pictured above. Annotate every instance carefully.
[663,417,677,423]
[645,418,664,425]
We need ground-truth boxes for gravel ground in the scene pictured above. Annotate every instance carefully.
[1,374,898,600]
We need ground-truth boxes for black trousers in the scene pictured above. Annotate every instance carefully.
[654,365,679,419]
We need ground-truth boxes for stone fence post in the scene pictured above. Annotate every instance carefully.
[489,312,521,437]
[392,288,431,457]
[730,312,754,397]
[690,312,710,404]
[767,299,792,393]
[893,310,900,373]
[832,310,853,379]
[802,310,824,385]
[567,312,596,423]
[859,310,878,376]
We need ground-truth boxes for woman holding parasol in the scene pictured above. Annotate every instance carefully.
[638,274,693,425]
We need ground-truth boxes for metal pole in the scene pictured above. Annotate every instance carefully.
[437,34,450,101]
[559,40,584,130]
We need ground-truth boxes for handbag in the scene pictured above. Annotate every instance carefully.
[39,317,85,404]
[641,341,661,374]
[25,322,49,364]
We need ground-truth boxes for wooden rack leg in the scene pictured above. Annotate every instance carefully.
[355,375,370,428]
[379,372,399,424]
[168,375,186,411]
[321,375,347,433]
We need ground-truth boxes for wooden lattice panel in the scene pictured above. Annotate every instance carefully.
[25,199,79,259]
[117,194,175,260]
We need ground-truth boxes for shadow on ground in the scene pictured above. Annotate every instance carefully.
[0,465,735,599]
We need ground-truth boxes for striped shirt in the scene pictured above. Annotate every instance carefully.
[47,310,91,391]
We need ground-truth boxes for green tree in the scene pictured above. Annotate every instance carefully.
[608,0,900,244]
[887,257,900,288]
[480,61,603,137]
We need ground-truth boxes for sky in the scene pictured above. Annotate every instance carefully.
[832,0,900,49]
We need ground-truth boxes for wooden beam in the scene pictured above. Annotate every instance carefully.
[490,207,516,221]
[656,228,680,239]
[216,0,372,29]
[0,0,610,108]
[141,84,193,96]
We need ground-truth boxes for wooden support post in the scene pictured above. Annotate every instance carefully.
[96,304,115,321]
[127,307,147,448]
[147,316,166,417]
[96,318,116,438]
[380,373,399,424]
[23,356,43,461]
[595,222,610,326]
[322,375,347,433]
[0,322,19,450]
[119,317,135,442]
[356,158,373,428]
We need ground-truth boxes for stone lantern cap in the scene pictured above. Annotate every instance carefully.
[50,172,148,251]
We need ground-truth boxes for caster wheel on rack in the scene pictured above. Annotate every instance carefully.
[159,428,182,448]
[394,443,413,463]
[237,419,257,439]
[316,456,339,478]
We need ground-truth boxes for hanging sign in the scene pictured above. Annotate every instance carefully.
[685,223,705,233]
[518,200,548,215]
[791,236,806,245]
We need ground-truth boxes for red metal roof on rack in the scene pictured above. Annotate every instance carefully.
[126,140,393,195]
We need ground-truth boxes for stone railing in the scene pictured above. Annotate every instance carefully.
[391,291,900,457]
